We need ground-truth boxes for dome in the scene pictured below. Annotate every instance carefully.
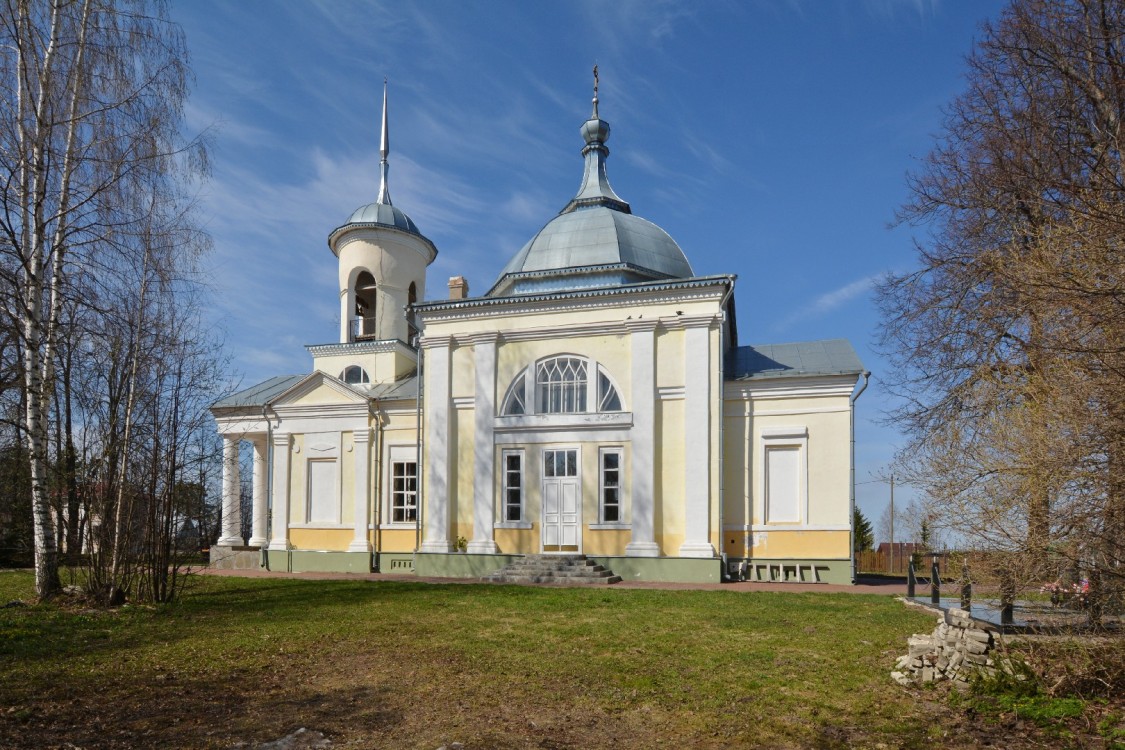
[342,201,422,236]
[488,83,693,297]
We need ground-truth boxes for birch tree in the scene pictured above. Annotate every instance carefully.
[0,0,207,599]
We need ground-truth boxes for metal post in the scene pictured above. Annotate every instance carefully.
[907,559,916,598]
[930,555,940,604]
[889,474,895,574]
[960,559,971,611]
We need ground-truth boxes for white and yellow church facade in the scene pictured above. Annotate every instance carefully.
[210,82,868,584]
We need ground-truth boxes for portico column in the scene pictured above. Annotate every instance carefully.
[467,332,499,554]
[248,437,269,547]
[421,335,454,552]
[625,320,660,557]
[348,429,373,552]
[679,321,715,557]
[269,433,292,550]
[217,436,243,546]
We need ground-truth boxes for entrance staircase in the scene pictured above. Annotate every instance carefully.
[482,554,621,585]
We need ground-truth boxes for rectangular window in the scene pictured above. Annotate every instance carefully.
[765,446,801,523]
[599,448,622,523]
[391,459,418,524]
[502,450,524,522]
[307,459,338,523]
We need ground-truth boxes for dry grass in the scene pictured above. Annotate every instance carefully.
[0,571,1098,749]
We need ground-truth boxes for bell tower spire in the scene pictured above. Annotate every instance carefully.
[376,78,392,206]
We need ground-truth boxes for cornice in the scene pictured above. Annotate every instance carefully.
[306,339,414,357]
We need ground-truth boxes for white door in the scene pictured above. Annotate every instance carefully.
[542,449,580,552]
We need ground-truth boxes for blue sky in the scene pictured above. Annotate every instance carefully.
[171,0,1007,538]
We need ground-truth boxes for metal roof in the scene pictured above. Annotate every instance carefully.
[726,339,865,381]
[489,94,692,297]
[211,374,305,409]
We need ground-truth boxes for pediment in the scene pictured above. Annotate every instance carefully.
[271,371,370,407]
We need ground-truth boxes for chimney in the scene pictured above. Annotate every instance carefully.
[448,275,469,300]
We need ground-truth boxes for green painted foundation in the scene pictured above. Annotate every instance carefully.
[727,558,852,585]
[413,553,521,578]
[265,550,372,574]
[590,556,723,583]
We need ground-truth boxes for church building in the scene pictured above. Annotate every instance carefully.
[210,78,868,584]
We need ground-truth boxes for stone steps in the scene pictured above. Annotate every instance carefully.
[482,554,621,586]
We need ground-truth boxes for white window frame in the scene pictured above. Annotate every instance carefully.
[498,449,525,526]
[499,357,625,417]
[593,446,629,528]
[383,444,419,528]
[759,427,809,527]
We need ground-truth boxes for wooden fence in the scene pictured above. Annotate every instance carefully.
[856,550,953,576]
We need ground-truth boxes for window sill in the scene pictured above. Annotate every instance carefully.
[378,523,419,530]
[588,523,630,531]
[494,521,533,530]
[289,522,346,529]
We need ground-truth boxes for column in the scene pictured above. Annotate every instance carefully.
[421,336,454,552]
[679,322,715,557]
[217,436,243,546]
[248,437,269,547]
[269,433,292,550]
[625,320,660,557]
[467,332,499,554]
[348,428,373,552]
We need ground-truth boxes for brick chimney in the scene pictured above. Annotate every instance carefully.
[448,275,469,300]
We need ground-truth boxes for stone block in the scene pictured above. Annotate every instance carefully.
[964,639,989,655]
[964,629,991,643]
[891,671,913,686]
[922,666,935,682]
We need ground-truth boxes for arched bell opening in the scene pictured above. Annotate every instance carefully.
[353,271,378,340]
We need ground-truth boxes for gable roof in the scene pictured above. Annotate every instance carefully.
[726,339,865,381]
[211,375,305,409]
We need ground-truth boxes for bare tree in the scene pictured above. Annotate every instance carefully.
[878,0,1125,609]
[0,0,208,599]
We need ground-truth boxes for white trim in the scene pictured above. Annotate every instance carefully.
[495,429,632,445]
[378,523,419,530]
[422,340,452,552]
[500,449,525,524]
[386,443,420,526]
[540,446,582,553]
[724,376,859,401]
[724,405,851,417]
[723,524,850,532]
[496,412,632,432]
[589,523,631,531]
[290,523,351,530]
[494,521,533,530]
[452,396,474,409]
[626,322,658,557]
[760,428,810,526]
[598,446,625,525]
[469,335,500,555]
[657,386,685,400]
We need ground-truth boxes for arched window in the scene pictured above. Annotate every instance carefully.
[500,357,623,416]
[340,365,370,385]
[353,271,377,339]
[537,356,587,413]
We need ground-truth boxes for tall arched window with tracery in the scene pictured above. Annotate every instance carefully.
[500,356,623,417]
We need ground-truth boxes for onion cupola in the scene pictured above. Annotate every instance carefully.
[487,68,694,297]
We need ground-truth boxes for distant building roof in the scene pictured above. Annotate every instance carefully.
[726,339,865,381]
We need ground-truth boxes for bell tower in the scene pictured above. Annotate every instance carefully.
[328,81,437,348]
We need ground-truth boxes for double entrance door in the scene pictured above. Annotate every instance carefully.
[542,448,580,552]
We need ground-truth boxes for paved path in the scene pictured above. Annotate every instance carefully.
[200,567,910,595]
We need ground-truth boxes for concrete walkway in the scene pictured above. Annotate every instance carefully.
[200,566,910,595]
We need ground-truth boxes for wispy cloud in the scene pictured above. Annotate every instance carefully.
[774,272,886,332]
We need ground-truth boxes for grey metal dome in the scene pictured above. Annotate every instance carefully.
[342,201,422,236]
[488,78,693,297]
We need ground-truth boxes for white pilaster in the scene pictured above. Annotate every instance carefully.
[269,433,292,550]
[625,320,660,557]
[248,437,269,547]
[467,332,499,554]
[421,336,454,552]
[679,323,715,557]
[218,436,243,546]
[348,429,373,552]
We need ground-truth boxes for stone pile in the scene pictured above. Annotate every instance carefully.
[891,607,1001,686]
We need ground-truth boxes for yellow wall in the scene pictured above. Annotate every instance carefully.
[289,528,352,551]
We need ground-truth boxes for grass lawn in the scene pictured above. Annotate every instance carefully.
[0,571,1066,749]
